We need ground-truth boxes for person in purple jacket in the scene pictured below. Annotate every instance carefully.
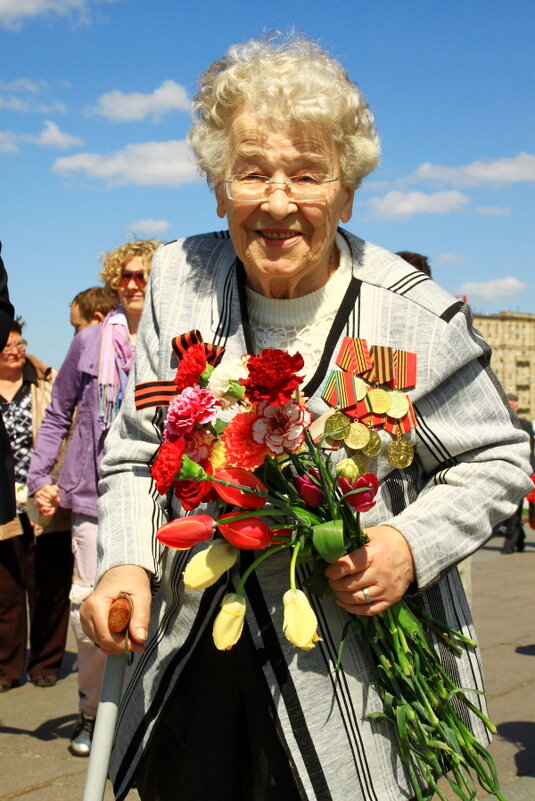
[28,238,160,756]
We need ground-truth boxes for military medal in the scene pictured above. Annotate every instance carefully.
[324,411,350,440]
[350,452,368,476]
[367,387,391,414]
[321,339,418,471]
[360,429,382,457]
[344,421,371,450]
[387,437,414,469]
[387,390,410,419]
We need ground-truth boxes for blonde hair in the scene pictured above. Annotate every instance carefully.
[99,239,162,291]
[188,33,380,189]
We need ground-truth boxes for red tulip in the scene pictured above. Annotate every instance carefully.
[338,472,379,513]
[213,468,267,509]
[217,513,272,549]
[295,472,324,507]
[156,514,215,550]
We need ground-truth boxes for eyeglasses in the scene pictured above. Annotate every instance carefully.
[118,270,146,290]
[224,174,340,204]
[2,339,27,354]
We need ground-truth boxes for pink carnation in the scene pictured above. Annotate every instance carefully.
[164,386,220,440]
[252,399,312,456]
[183,428,216,461]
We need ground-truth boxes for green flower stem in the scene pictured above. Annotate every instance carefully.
[289,540,302,591]
[235,543,290,596]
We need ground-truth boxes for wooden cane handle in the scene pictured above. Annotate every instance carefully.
[108,593,133,633]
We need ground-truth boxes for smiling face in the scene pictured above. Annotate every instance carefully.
[116,255,147,321]
[215,113,355,299]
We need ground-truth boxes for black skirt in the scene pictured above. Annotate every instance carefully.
[135,616,302,801]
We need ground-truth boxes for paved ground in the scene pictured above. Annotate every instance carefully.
[1,526,534,801]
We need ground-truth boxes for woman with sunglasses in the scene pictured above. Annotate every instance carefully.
[27,238,160,756]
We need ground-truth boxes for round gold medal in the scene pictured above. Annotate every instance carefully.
[360,429,382,457]
[387,390,410,419]
[324,411,350,440]
[386,438,414,469]
[367,388,391,414]
[354,376,367,401]
[350,452,368,476]
[344,422,371,450]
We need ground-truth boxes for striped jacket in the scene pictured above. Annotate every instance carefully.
[97,229,532,801]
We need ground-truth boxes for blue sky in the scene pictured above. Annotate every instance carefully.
[1,0,534,368]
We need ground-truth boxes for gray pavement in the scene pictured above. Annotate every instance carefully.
[1,526,534,801]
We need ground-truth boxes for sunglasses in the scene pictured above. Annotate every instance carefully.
[118,270,147,289]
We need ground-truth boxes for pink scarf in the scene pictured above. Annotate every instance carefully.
[97,308,134,429]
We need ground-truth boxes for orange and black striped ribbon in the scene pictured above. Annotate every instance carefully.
[335,337,372,374]
[171,329,226,367]
[134,380,178,410]
[390,349,417,389]
[361,345,394,384]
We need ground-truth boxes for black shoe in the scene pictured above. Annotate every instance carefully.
[0,679,18,692]
[69,712,96,757]
[501,548,515,555]
[32,675,57,688]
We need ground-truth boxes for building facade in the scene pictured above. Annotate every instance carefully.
[473,311,535,421]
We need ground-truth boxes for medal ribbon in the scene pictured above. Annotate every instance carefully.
[134,330,226,411]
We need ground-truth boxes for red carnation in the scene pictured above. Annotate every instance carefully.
[174,344,207,392]
[241,349,305,405]
[151,438,186,494]
[221,411,268,470]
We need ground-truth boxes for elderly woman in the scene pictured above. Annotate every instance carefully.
[28,238,160,756]
[81,37,531,801]
[0,320,72,692]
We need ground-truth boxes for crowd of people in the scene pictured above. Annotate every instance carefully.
[1,31,534,801]
[0,238,161,760]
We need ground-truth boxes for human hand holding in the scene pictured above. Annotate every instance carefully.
[34,484,61,516]
[80,565,152,655]
[324,525,415,616]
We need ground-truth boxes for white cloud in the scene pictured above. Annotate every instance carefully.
[368,190,470,220]
[0,131,19,152]
[24,120,84,148]
[475,206,512,217]
[52,140,199,186]
[0,0,115,30]
[434,253,467,266]
[456,276,528,303]
[0,78,42,93]
[128,219,170,235]
[0,94,66,113]
[92,80,190,122]
[412,152,535,187]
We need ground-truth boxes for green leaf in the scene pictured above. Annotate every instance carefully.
[311,519,347,563]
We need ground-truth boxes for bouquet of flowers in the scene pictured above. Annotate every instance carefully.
[144,332,506,801]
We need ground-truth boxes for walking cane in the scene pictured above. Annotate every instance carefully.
[82,593,133,801]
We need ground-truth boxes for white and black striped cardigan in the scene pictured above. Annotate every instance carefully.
[97,229,531,801]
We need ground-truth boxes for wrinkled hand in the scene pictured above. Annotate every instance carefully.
[34,484,61,517]
[80,565,152,655]
[324,525,415,616]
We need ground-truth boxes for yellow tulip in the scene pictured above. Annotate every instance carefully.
[282,589,322,650]
[183,540,238,590]
[335,457,360,482]
[212,593,246,650]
